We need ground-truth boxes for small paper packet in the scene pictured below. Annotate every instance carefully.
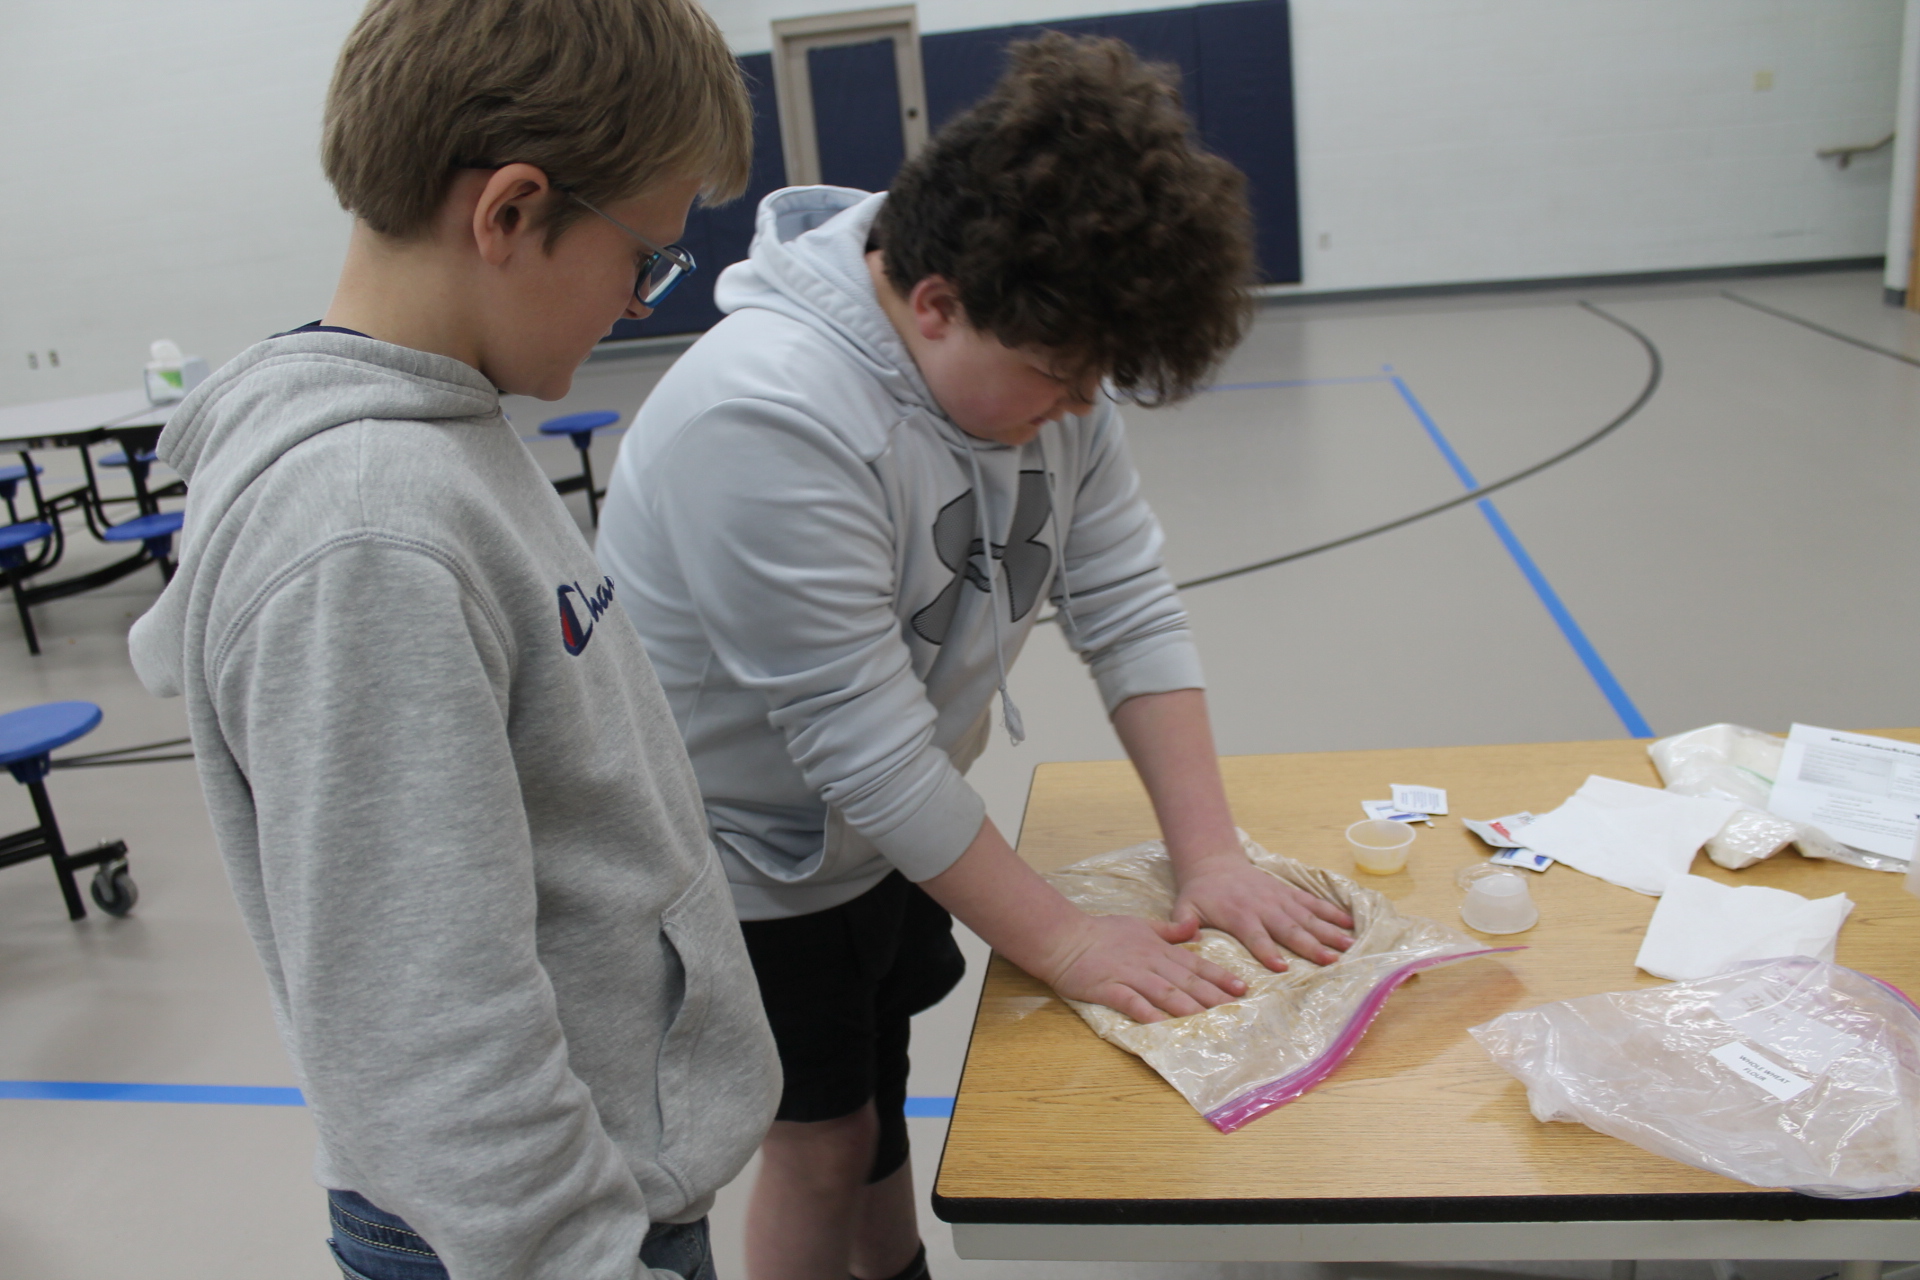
[1361,799,1432,826]
[1467,812,1554,871]
[1464,812,1535,848]
[1391,784,1448,815]
[1490,847,1555,872]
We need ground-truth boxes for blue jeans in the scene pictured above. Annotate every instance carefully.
[327,1190,715,1280]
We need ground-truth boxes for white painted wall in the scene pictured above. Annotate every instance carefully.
[0,0,1903,409]
[0,1,361,410]
[1290,0,1902,293]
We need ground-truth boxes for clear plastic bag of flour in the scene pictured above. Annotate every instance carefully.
[1647,724,1902,872]
[1044,835,1514,1133]
[1470,956,1920,1198]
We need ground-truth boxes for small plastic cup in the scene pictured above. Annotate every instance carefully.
[1460,870,1539,934]
[1346,819,1415,874]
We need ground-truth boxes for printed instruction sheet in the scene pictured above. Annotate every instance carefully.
[1767,724,1920,861]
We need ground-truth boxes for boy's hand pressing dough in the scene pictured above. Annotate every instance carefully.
[1171,853,1355,971]
[1035,912,1248,1024]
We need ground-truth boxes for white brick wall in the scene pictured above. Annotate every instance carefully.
[0,0,1902,408]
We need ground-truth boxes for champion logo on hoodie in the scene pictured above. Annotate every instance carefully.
[558,577,616,656]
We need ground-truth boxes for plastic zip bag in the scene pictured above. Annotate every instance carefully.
[1045,835,1515,1133]
[1647,723,1902,872]
[1470,956,1920,1198]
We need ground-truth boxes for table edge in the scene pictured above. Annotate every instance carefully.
[930,1189,1920,1226]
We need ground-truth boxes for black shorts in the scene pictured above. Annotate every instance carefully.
[739,871,965,1183]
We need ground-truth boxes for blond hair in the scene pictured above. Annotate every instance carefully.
[322,0,750,243]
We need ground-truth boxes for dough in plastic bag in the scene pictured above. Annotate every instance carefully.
[1470,956,1920,1198]
[1647,724,1899,872]
[1045,835,1512,1132]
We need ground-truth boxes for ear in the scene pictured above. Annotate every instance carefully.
[471,163,555,267]
[906,276,968,342]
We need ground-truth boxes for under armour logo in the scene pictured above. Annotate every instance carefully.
[911,471,1052,645]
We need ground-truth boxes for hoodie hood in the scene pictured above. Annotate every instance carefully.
[713,186,938,418]
[129,332,499,696]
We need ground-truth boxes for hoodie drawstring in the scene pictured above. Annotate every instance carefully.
[1036,431,1075,646]
[964,443,1025,746]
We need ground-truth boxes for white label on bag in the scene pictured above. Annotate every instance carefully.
[1391,784,1448,815]
[1709,1041,1813,1101]
[1711,982,1863,1073]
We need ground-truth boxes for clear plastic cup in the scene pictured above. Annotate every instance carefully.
[1460,870,1539,934]
[1345,818,1415,874]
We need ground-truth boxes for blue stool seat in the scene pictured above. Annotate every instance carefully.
[101,511,184,543]
[0,462,41,506]
[539,410,621,448]
[539,412,621,527]
[0,522,52,555]
[0,522,55,653]
[0,700,135,920]
[0,701,102,775]
[99,450,157,468]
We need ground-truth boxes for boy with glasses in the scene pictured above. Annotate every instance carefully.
[129,2,777,1276]
[597,34,1354,1280]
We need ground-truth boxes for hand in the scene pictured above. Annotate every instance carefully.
[1171,853,1355,971]
[1034,911,1248,1024]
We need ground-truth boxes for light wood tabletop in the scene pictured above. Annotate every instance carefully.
[933,734,1920,1247]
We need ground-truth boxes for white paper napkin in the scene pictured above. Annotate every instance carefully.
[1635,874,1854,980]
[1518,775,1738,896]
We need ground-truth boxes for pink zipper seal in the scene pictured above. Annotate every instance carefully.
[1202,946,1525,1133]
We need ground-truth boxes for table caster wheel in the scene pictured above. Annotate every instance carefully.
[90,863,138,917]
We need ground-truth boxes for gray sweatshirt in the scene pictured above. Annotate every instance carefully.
[596,188,1204,920]
[128,331,779,1280]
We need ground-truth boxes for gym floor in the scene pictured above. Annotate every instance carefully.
[1,267,1914,1279]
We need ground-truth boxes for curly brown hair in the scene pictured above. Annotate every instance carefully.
[872,32,1254,406]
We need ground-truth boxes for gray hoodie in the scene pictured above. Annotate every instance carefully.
[596,188,1204,920]
[129,332,779,1280]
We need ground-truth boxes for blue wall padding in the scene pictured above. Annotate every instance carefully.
[607,0,1299,339]
[920,0,1299,285]
[609,51,787,340]
[810,38,908,192]
[1190,1,1300,284]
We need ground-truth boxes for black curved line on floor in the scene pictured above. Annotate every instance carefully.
[1170,300,1663,593]
[1720,290,1920,369]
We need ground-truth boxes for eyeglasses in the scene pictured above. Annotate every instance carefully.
[561,189,697,308]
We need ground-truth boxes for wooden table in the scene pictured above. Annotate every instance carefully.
[933,735,1920,1271]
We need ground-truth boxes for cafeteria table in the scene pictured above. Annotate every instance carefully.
[932,734,1920,1276]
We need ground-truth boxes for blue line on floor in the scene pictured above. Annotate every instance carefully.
[1387,373,1654,738]
[0,1080,962,1117]
[1206,375,1394,393]
[0,1081,305,1105]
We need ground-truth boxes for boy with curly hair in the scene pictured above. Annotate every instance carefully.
[128,2,778,1276]
[596,33,1353,1280]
